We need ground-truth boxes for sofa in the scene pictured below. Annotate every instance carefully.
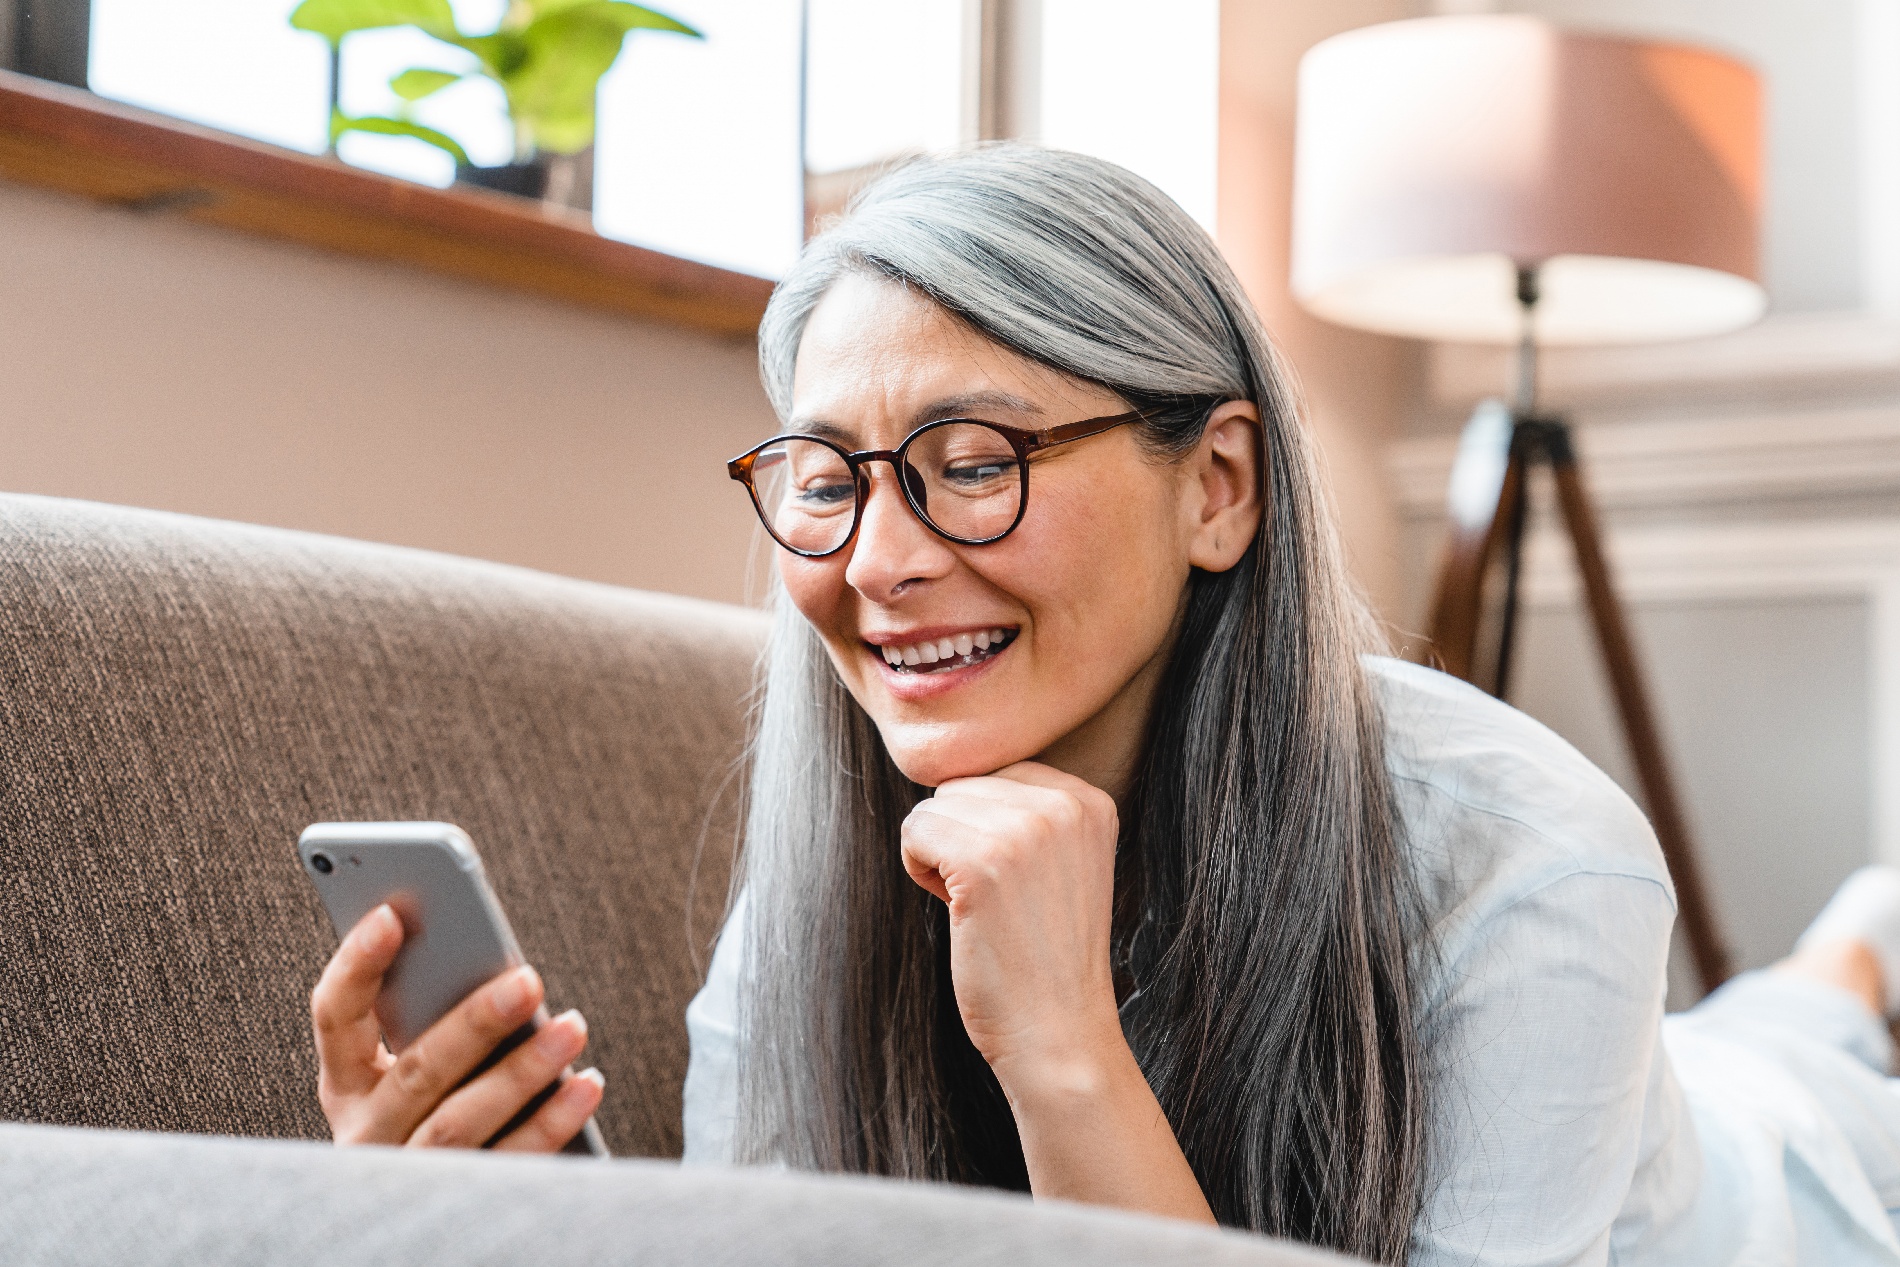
[0,493,1345,1265]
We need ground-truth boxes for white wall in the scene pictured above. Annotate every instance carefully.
[1384,0,1900,998]
[1496,0,1866,314]
[1219,0,1422,628]
[0,179,780,605]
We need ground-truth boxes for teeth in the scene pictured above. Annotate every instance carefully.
[877,628,1014,672]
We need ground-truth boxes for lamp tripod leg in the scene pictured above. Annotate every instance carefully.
[1490,423,1535,699]
[1545,430,1734,993]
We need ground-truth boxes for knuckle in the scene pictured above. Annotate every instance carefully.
[388,1042,445,1101]
[506,1050,561,1093]
[309,988,338,1033]
[407,1116,475,1150]
[505,1120,555,1153]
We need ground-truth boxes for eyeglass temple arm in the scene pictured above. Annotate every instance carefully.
[1032,409,1152,449]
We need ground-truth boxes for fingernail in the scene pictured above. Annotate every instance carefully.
[577,1067,605,1091]
[366,904,400,941]
[534,1009,585,1057]
[491,966,537,1018]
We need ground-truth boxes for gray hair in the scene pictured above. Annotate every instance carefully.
[735,144,1427,1262]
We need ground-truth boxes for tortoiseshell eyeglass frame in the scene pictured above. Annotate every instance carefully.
[726,409,1151,558]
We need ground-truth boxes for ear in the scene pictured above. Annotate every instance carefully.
[1184,400,1264,573]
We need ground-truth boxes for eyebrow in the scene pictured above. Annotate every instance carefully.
[915,390,1045,422]
[789,391,1046,445]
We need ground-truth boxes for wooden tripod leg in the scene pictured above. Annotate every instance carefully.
[1547,448,1735,993]
[1426,405,1524,680]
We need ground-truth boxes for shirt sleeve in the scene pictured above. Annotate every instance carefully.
[1412,869,1675,1267]
[680,893,748,1166]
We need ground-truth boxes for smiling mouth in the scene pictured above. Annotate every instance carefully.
[872,628,1018,674]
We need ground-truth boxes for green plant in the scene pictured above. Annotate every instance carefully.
[291,0,702,166]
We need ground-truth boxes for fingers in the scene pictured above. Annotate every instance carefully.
[902,765,1118,908]
[312,904,404,1102]
[900,814,953,902]
[902,796,1028,904]
[359,964,545,1144]
[409,1009,594,1150]
[939,765,1117,824]
[956,761,1094,794]
[491,1068,606,1154]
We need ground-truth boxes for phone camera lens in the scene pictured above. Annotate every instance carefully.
[310,852,334,875]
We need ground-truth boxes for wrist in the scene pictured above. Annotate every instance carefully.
[987,1015,1140,1116]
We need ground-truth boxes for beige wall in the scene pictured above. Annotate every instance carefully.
[1217,0,1421,633]
[5,16,1421,623]
[0,178,780,606]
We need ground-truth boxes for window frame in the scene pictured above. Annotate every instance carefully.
[1,0,90,89]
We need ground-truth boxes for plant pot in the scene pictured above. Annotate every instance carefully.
[455,148,594,213]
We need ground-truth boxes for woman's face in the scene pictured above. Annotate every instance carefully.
[779,272,1261,792]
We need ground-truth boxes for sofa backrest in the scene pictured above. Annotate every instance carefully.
[0,494,763,1156]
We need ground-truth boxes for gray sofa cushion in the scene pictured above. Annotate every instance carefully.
[0,494,762,1156]
[0,1123,1351,1266]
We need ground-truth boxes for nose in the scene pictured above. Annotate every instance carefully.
[844,464,955,600]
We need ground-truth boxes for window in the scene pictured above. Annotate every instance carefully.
[83,0,804,278]
[1,0,90,87]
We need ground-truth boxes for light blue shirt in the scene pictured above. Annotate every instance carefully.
[684,657,1900,1265]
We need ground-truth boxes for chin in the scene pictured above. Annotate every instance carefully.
[880,725,1034,788]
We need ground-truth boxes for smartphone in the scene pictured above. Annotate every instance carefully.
[299,821,608,1158]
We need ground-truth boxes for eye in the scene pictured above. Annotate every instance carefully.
[940,458,1016,488]
[794,473,855,509]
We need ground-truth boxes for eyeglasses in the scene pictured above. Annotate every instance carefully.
[727,410,1148,558]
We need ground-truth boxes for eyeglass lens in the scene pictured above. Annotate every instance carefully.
[748,422,1025,554]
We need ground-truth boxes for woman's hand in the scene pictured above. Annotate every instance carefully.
[901,762,1214,1224]
[900,762,1124,1082]
[310,904,605,1151]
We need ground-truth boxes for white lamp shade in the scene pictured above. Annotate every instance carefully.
[1291,16,1765,346]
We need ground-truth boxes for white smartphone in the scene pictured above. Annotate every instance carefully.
[299,821,608,1158]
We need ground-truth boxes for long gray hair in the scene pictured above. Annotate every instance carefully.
[735,145,1427,1263]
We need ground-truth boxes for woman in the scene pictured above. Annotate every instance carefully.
[310,147,1900,1266]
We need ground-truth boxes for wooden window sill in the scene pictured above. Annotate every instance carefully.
[0,70,775,337]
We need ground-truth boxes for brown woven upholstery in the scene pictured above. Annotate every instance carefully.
[0,494,763,1157]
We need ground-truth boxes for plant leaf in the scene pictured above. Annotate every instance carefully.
[446,31,531,80]
[331,112,471,166]
[502,10,621,153]
[525,0,701,36]
[593,1,702,38]
[498,3,696,154]
[390,68,465,101]
[290,0,458,44]
[530,111,597,155]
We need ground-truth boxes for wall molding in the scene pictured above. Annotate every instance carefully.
[1391,405,1900,517]
[1507,512,1900,870]
[1426,311,1900,409]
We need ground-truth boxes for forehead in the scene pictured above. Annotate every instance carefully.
[787,272,1102,440]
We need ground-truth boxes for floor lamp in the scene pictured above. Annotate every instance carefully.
[1291,16,1766,994]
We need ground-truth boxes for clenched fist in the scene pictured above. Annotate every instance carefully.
[900,761,1125,1093]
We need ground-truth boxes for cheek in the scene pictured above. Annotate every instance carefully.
[777,554,852,643]
[986,474,1190,658]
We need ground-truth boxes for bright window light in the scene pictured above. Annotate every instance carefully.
[88,0,804,280]
[1039,0,1219,229]
[90,0,330,153]
[804,0,963,175]
[593,0,805,280]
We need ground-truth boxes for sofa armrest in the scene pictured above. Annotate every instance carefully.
[0,1123,1355,1266]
